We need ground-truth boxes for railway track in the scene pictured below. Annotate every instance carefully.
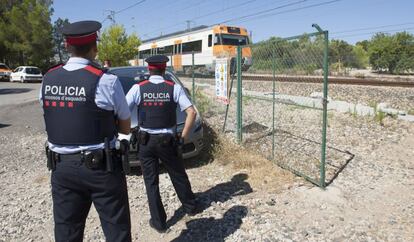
[177,73,414,88]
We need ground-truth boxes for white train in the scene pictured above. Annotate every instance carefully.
[135,25,252,74]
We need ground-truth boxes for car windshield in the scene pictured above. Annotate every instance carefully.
[109,67,185,94]
[0,64,9,69]
[26,67,41,74]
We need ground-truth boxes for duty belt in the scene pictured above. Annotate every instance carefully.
[45,138,130,174]
[57,150,115,162]
[57,149,117,170]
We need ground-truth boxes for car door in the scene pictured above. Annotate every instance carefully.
[11,68,20,81]
[20,67,26,80]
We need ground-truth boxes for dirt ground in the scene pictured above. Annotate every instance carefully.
[1,81,413,241]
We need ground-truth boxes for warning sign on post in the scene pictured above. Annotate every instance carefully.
[215,58,230,104]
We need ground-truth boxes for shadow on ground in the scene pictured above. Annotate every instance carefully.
[0,88,32,95]
[244,128,354,186]
[171,205,248,242]
[167,173,252,228]
[0,123,11,128]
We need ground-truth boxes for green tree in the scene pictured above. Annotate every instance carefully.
[394,32,414,73]
[0,0,53,69]
[355,40,369,51]
[329,39,355,70]
[52,17,70,63]
[368,32,414,74]
[97,24,141,67]
[368,33,396,73]
[351,44,369,68]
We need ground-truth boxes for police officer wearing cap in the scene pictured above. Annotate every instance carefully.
[126,55,199,233]
[40,21,132,241]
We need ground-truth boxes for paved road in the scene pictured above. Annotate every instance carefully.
[0,81,41,107]
[0,81,44,134]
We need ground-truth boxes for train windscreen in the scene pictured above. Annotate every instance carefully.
[218,34,249,46]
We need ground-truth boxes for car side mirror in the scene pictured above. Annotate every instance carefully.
[134,75,148,82]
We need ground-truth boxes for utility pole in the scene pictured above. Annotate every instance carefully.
[104,10,116,25]
[131,17,136,32]
[186,20,191,31]
[185,20,196,31]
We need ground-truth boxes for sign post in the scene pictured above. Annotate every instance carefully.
[215,58,230,104]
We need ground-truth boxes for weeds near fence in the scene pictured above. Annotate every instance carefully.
[194,88,212,115]
[369,101,387,125]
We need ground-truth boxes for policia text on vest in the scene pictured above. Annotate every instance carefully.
[41,20,133,241]
[126,55,199,233]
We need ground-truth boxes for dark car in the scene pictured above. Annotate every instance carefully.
[109,66,204,166]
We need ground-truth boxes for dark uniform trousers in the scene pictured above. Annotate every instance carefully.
[51,154,131,242]
[139,134,196,229]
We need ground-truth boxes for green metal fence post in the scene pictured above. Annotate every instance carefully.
[272,46,276,160]
[192,51,195,103]
[313,24,328,188]
[236,46,243,144]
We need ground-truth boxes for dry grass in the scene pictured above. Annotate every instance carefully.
[33,175,48,184]
[212,135,296,192]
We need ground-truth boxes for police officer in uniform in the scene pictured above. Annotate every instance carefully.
[126,55,199,233]
[40,21,132,241]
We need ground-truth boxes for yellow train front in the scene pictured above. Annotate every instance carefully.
[137,25,252,74]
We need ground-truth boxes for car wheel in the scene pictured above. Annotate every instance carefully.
[20,77,25,83]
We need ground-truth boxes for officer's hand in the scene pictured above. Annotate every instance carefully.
[176,132,185,144]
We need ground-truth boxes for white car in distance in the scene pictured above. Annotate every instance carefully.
[10,66,43,83]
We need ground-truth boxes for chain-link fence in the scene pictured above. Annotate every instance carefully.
[237,28,329,187]
[140,25,354,187]
[184,26,332,187]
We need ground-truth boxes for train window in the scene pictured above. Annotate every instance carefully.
[214,34,220,45]
[139,49,151,59]
[156,45,173,55]
[219,34,248,46]
[173,44,182,54]
[157,47,165,54]
[164,45,173,55]
[208,34,212,47]
[182,40,202,54]
[227,27,241,34]
[178,43,182,54]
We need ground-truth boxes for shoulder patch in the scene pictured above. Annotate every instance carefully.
[164,80,174,86]
[46,63,63,73]
[84,65,104,76]
[138,80,150,86]
[88,61,104,70]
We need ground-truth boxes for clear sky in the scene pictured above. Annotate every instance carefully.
[51,0,414,44]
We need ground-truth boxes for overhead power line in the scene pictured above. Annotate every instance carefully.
[141,0,310,38]
[217,0,308,24]
[331,22,414,34]
[140,0,257,37]
[332,27,414,39]
[115,0,146,14]
[101,0,146,24]
[235,0,342,25]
